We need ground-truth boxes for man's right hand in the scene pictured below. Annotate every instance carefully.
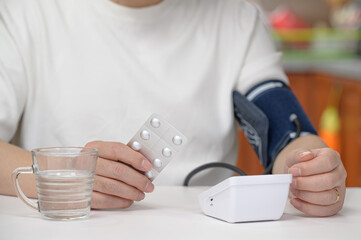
[85,141,154,209]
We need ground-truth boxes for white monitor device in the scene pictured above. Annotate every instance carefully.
[198,174,292,223]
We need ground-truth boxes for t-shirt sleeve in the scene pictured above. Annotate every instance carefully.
[0,4,28,142]
[235,4,288,94]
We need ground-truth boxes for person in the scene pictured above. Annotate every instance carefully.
[0,0,346,217]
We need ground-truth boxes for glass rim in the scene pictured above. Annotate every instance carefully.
[31,147,98,156]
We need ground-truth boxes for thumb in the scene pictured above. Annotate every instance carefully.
[285,149,315,172]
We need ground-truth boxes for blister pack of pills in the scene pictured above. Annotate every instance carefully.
[127,113,188,181]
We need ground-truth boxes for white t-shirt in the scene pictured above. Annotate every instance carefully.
[0,0,288,185]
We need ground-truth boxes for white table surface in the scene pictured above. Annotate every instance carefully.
[0,187,360,240]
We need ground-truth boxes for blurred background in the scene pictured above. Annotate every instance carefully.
[237,0,361,187]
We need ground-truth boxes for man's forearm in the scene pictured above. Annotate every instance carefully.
[0,140,36,197]
[272,134,328,174]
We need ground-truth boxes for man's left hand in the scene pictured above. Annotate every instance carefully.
[285,148,347,216]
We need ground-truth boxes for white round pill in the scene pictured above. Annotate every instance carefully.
[130,141,142,151]
[150,118,161,128]
[172,135,183,145]
[140,130,150,140]
[162,147,172,157]
[145,171,154,179]
[153,158,163,168]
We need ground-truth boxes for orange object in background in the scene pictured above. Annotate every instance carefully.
[319,106,341,152]
[319,84,342,153]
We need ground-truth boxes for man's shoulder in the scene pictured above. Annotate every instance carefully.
[0,0,78,17]
[193,0,258,19]
[191,0,258,30]
[195,0,254,10]
[0,0,83,30]
[1,0,49,11]
[1,0,46,19]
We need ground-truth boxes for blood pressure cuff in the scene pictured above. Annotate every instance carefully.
[233,80,317,173]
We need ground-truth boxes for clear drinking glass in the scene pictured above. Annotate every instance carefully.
[12,147,98,221]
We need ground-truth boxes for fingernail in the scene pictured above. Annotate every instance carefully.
[299,151,312,158]
[291,198,301,209]
[142,159,152,171]
[289,167,301,177]
[291,178,297,188]
[137,192,145,201]
[145,181,154,193]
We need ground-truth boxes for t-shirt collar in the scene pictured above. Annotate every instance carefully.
[91,0,176,23]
